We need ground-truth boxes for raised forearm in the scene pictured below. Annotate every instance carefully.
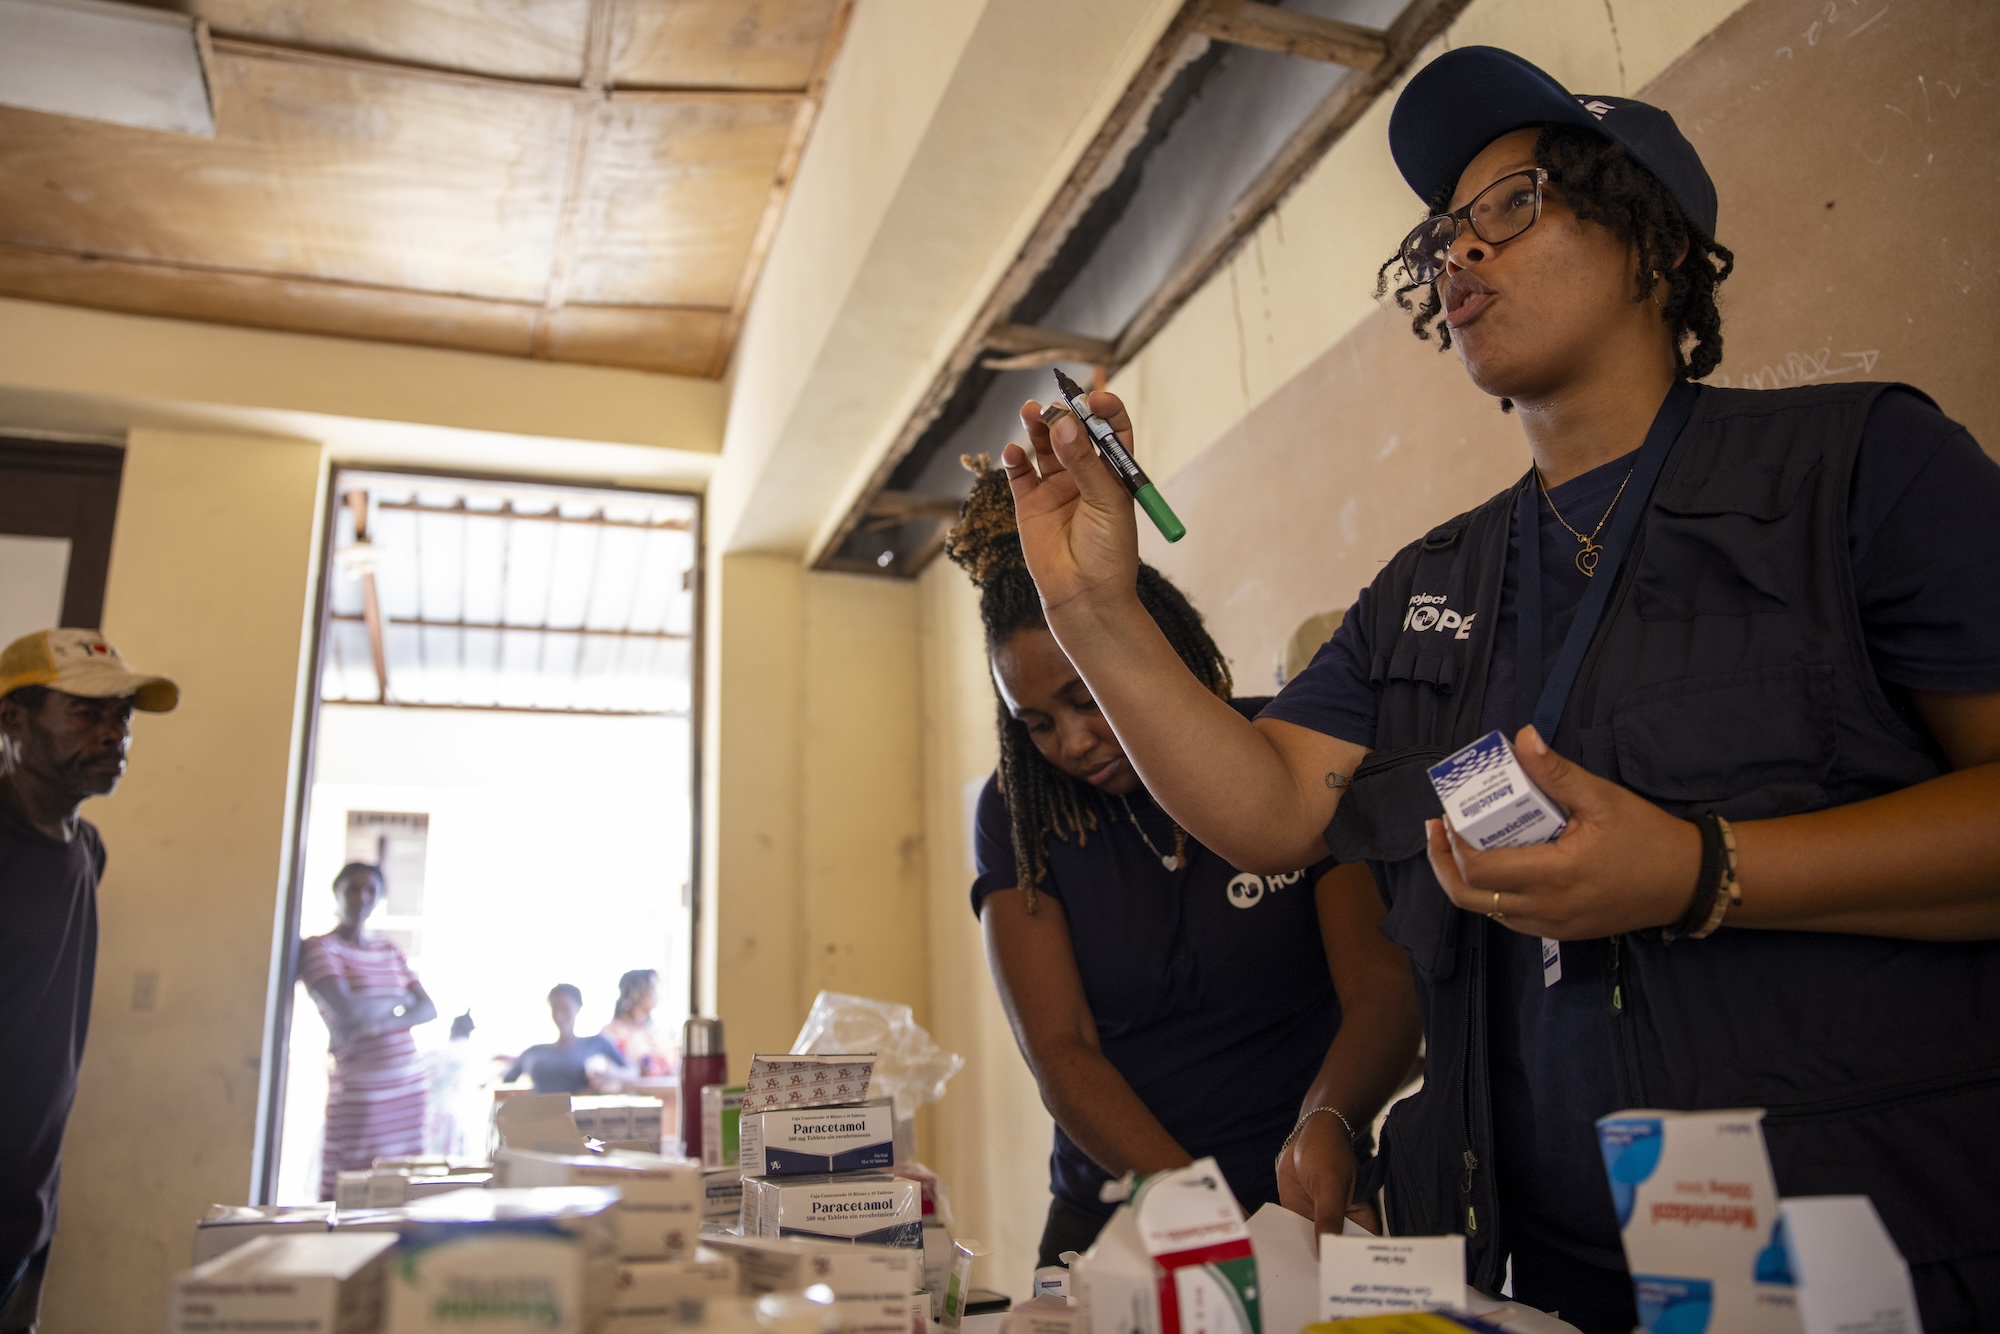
[1046,593,1335,869]
[1030,1036,1192,1181]
[1733,762,2000,939]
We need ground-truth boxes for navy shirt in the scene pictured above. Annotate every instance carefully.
[1260,390,2000,1283]
[971,699,1341,1218]
[0,804,102,1272]
[504,1035,626,1095]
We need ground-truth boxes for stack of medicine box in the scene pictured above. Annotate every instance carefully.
[733,1054,927,1331]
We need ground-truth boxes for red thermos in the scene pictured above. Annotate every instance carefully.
[678,1016,726,1162]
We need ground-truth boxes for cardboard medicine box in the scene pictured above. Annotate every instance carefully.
[1427,730,1567,850]
[166,1232,396,1334]
[740,1100,896,1177]
[1597,1108,1799,1334]
[702,1232,922,1334]
[497,1148,702,1261]
[382,1186,619,1334]
[744,1173,922,1248]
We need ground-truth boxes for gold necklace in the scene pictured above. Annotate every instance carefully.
[1118,793,1185,871]
[1539,468,1633,576]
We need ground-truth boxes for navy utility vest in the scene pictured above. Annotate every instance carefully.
[1328,382,2000,1291]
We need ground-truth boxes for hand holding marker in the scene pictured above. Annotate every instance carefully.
[1048,369,1185,544]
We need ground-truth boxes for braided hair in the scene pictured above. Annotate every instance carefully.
[1376,122,1735,386]
[944,454,1231,912]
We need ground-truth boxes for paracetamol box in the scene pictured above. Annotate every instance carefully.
[1597,1109,1801,1334]
[743,1173,922,1248]
[1428,730,1568,850]
[743,1053,878,1113]
[497,1148,702,1260]
[382,1187,619,1334]
[741,1100,896,1177]
[167,1232,396,1334]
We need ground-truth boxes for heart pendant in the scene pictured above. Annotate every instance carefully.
[1162,855,1180,871]
[1575,542,1601,577]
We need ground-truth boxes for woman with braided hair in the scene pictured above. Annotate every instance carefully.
[948,455,1420,1269]
[1000,45,2000,1332]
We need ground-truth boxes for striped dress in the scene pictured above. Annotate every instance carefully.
[299,932,428,1200]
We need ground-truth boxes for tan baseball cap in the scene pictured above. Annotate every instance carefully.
[0,629,179,712]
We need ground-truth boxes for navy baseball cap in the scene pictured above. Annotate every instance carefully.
[1388,47,1717,237]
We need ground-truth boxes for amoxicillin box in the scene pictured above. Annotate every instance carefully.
[1428,729,1568,850]
[740,1100,895,1177]
[743,1173,922,1248]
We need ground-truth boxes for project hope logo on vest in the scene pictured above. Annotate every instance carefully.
[1403,592,1476,640]
[1226,868,1303,908]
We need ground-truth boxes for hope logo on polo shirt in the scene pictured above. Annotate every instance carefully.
[1403,592,1476,640]
[1227,868,1304,909]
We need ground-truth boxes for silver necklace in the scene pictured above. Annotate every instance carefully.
[1118,793,1181,871]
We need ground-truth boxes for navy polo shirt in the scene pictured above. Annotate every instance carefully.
[971,699,1341,1219]
[1260,389,2000,1307]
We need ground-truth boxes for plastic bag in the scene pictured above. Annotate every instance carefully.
[790,991,963,1113]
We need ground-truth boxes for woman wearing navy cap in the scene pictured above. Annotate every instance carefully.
[1000,46,2000,1334]
[945,457,1420,1269]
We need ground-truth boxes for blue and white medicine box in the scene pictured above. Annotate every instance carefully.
[1427,729,1568,851]
[743,1173,922,1248]
[739,1100,895,1177]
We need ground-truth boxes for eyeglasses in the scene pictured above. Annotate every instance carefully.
[1398,168,1548,288]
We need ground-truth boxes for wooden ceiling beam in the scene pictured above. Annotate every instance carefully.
[532,0,616,359]
[1193,0,1388,69]
[711,0,858,377]
[1109,0,1472,368]
[981,322,1117,370]
[867,490,964,521]
[209,33,812,99]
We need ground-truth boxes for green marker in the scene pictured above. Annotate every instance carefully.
[1050,368,1185,543]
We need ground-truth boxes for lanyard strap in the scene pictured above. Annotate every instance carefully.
[1515,380,1700,740]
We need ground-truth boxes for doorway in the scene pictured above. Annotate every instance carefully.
[259,468,700,1203]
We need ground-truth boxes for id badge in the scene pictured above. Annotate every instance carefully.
[1541,937,1562,987]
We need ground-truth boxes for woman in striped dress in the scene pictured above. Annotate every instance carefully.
[300,862,436,1200]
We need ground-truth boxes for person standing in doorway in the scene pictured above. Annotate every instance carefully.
[504,985,627,1094]
[598,968,676,1077]
[300,862,436,1200]
[0,630,178,1331]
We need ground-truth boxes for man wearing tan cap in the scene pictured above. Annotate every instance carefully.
[0,629,176,1330]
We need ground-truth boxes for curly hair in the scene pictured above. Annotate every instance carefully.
[1375,122,1734,383]
[944,454,1231,912]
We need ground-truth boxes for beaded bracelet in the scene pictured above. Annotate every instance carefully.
[1664,812,1741,942]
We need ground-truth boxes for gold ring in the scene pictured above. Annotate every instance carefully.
[1488,890,1505,922]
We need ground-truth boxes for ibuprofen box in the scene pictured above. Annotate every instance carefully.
[1596,1108,1800,1334]
[166,1232,395,1334]
[740,1100,896,1177]
[744,1173,923,1248]
[496,1148,702,1260]
[1427,729,1568,851]
[382,1186,620,1334]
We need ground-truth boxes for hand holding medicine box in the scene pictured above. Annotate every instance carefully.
[1427,731,1567,851]
[1596,1108,1800,1334]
